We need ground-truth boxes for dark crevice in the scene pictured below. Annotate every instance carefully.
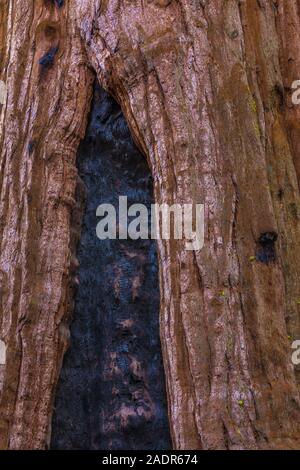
[256,231,278,264]
[51,83,171,450]
[39,46,58,70]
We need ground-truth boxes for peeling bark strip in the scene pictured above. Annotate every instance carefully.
[0,0,94,449]
[1,0,300,450]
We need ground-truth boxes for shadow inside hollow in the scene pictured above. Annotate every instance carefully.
[50,83,171,450]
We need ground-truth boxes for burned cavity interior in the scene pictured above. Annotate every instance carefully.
[51,84,171,450]
[256,231,278,264]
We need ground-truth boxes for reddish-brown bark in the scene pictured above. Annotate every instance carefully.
[1,0,300,450]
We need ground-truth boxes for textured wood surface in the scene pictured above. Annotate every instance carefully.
[1,0,300,449]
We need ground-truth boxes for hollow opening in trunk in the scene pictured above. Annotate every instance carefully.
[50,83,171,450]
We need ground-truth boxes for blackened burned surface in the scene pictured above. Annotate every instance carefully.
[256,231,278,264]
[39,46,58,69]
[51,84,171,450]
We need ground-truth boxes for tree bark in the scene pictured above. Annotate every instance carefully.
[1,0,300,450]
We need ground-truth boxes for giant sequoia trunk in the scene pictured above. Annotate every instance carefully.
[1,0,300,450]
